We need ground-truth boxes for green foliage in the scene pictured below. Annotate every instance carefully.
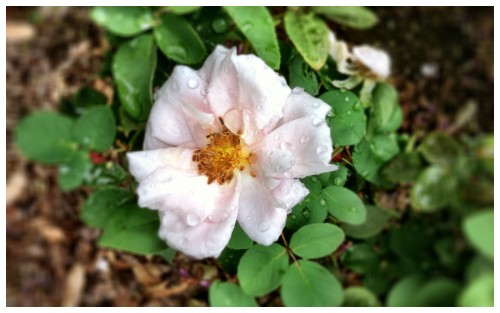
[284,11,330,70]
[321,186,367,225]
[154,13,206,64]
[237,244,289,296]
[457,274,494,307]
[113,34,157,121]
[370,83,402,133]
[167,6,201,15]
[312,6,378,30]
[15,112,76,164]
[410,165,456,212]
[75,106,116,151]
[281,260,343,306]
[91,7,155,36]
[289,223,344,259]
[320,90,366,146]
[209,282,258,307]
[419,132,463,165]
[341,205,390,239]
[81,187,135,228]
[462,210,494,260]
[58,151,92,191]
[225,6,280,69]
[98,200,168,254]
[343,286,381,307]
[227,223,253,250]
[288,54,320,95]
[380,152,424,183]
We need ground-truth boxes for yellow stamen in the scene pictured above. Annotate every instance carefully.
[192,125,253,185]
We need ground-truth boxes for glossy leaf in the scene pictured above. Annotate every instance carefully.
[343,286,381,307]
[168,6,201,15]
[340,243,379,274]
[58,151,92,191]
[227,223,253,250]
[312,6,378,30]
[320,90,366,146]
[209,282,258,307]
[410,165,456,212]
[15,111,76,164]
[284,11,329,70]
[154,13,206,64]
[90,7,155,36]
[368,83,402,133]
[380,152,424,183]
[463,210,494,260]
[237,244,289,296]
[289,223,345,259]
[113,34,157,121]
[386,275,426,307]
[281,260,343,306]
[321,186,367,225]
[341,205,390,239]
[419,132,463,165]
[75,106,116,151]
[99,200,168,254]
[285,195,328,231]
[458,274,494,307]
[352,134,400,187]
[81,187,136,228]
[225,6,280,69]
[412,277,461,306]
[288,54,319,95]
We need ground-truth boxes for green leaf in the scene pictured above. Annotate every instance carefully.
[386,274,426,307]
[113,34,157,121]
[340,243,379,274]
[218,248,246,275]
[312,6,378,30]
[343,286,381,307]
[227,223,253,250]
[320,90,366,146]
[281,260,343,307]
[154,13,206,64]
[419,132,463,165]
[90,7,155,36]
[458,274,494,307]
[341,205,390,239]
[285,195,328,231]
[321,186,367,225]
[463,210,494,260]
[58,151,92,191]
[156,248,176,263]
[99,200,168,254]
[352,134,400,187]
[15,111,76,164]
[71,87,108,115]
[75,106,116,151]
[209,282,258,307]
[380,152,424,183]
[225,6,280,69]
[413,277,461,306]
[168,6,201,15]
[330,164,349,186]
[284,11,329,70]
[289,223,345,259]
[288,54,320,95]
[410,165,456,212]
[370,83,400,133]
[81,187,135,228]
[237,244,289,296]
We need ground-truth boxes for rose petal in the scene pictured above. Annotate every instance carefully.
[353,45,391,79]
[271,178,309,213]
[158,208,238,259]
[146,65,214,148]
[237,173,287,246]
[127,148,196,182]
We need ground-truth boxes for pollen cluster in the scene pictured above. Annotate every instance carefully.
[192,126,252,184]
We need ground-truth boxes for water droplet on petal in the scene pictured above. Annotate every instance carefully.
[292,87,304,94]
[230,205,237,211]
[246,216,252,221]
[243,112,251,121]
[319,199,327,206]
[188,78,199,89]
[180,237,189,246]
[333,177,343,185]
[300,135,309,143]
[258,222,270,232]
[274,134,281,141]
[207,214,215,222]
[317,146,327,155]
[257,104,263,111]
[280,142,293,150]
[267,150,274,157]
[201,87,209,96]
[312,102,320,108]
[187,213,200,226]
[275,165,283,172]
[312,117,323,126]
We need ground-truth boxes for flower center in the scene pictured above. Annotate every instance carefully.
[192,126,253,184]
